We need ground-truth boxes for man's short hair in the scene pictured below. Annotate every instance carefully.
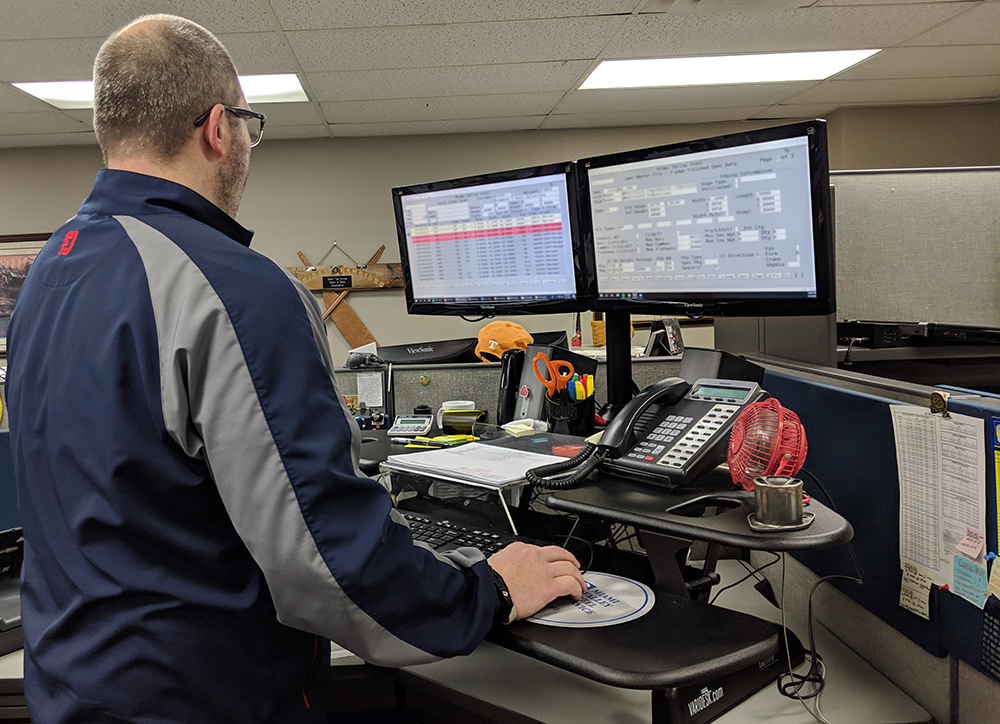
[93,14,243,161]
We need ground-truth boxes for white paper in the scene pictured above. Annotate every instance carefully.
[385,442,562,489]
[891,406,986,587]
[356,371,383,408]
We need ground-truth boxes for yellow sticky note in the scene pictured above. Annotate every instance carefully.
[990,561,1000,602]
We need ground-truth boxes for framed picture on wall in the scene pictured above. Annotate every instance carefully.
[0,234,50,356]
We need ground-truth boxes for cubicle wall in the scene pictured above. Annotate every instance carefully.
[717,167,1000,367]
[758,361,1000,683]
[831,167,1000,329]
[335,356,682,423]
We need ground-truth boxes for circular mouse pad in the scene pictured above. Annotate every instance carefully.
[525,571,655,628]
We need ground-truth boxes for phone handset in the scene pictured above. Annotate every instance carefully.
[597,377,691,459]
[525,376,692,490]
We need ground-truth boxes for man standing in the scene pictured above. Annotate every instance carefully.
[7,15,584,723]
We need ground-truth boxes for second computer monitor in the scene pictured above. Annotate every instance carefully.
[578,120,835,318]
[392,162,587,317]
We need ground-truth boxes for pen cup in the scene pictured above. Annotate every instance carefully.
[753,476,804,527]
[544,390,595,437]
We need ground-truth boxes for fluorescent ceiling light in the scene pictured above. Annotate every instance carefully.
[238,74,308,104]
[580,50,881,89]
[13,74,308,110]
[12,80,94,109]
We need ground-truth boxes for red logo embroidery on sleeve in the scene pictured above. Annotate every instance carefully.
[57,231,78,256]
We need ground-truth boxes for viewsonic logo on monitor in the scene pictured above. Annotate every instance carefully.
[406,346,435,354]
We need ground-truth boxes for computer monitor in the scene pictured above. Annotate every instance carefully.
[577,120,835,416]
[578,120,835,318]
[392,162,587,317]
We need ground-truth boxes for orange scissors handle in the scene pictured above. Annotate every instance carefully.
[532,353,575,396]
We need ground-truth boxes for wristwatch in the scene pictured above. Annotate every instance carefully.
[491,568,517,625]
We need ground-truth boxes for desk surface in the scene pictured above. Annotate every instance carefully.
[401,560,931,724]
[545,469,853,552]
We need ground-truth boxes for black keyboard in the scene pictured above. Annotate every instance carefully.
[401,511,514,556]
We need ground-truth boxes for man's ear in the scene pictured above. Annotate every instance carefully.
[198,103,227,158]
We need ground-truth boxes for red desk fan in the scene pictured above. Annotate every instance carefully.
[727,398,808,491]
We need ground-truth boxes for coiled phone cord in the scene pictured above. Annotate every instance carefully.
[524,443,606,489]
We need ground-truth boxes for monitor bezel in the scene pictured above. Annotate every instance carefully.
[392,162,588,317]
[577,120,836,318]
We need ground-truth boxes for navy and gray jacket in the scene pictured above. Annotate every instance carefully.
[7,169,499,723]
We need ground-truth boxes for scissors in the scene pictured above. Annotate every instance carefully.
[532,352,575,397]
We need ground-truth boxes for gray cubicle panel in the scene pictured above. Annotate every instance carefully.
[337,357,682,424]
[716,167,1000,368]
[830,167,1000,328]
[761,368,1000,683]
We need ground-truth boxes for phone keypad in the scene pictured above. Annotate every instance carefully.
[625,404,741,468]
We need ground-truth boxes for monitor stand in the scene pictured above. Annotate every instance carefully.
[600,312,635,421]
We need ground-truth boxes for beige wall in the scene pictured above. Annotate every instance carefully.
[1,102,998,363]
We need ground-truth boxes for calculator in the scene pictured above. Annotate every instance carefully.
[387,415,434,436]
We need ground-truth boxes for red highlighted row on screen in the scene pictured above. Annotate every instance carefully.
[411,222,563,244]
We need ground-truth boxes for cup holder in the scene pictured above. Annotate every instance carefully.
[666,496,743,518]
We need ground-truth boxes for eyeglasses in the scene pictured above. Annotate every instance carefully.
[194,104,266,147]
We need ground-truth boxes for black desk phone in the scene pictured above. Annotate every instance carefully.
[598,377,766,487]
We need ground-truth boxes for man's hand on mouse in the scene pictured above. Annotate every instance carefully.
[488,542,587,621]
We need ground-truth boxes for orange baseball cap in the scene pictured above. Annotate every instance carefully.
[475,321,534,362]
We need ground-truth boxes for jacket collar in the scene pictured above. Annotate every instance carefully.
[80,169,254,248]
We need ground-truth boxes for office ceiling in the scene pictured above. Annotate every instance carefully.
[0,0,998,148]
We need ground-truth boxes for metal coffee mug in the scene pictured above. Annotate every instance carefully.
[753,476,804,527]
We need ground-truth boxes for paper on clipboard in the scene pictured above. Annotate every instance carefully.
[891,406,986,589]
[385,442,562,489]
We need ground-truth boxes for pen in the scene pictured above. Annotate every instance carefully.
[392,437,451,446]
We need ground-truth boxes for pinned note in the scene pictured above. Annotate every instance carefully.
[953,555,990,609]
[900,562,934,620]
[989,561,1000,601]
[956,527,986,559]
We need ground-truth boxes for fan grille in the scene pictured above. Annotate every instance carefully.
[727,398,807,491]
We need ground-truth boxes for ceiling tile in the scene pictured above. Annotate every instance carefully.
[833,45,1000,81]
[0,83,58,113]
[541,106,771,128]
[62,109,94,127]
[271,0,638,30]
[0,0,276,41]
[0,110,93,135]
[786,76,1000,105]
[286,17,627,73]
[320,92,566,124]
[329,116,546,137]
[253,102,323,126]
[0,38,102,82]
[814,0,970,5]
[901,2,1000,46]
[216,33,297,75]
[748,103,841,120]
[557,82,816,112]
[260,124,330,140]
[305,61,594,102]
[603,5,970,58]
[0,132,97,148]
